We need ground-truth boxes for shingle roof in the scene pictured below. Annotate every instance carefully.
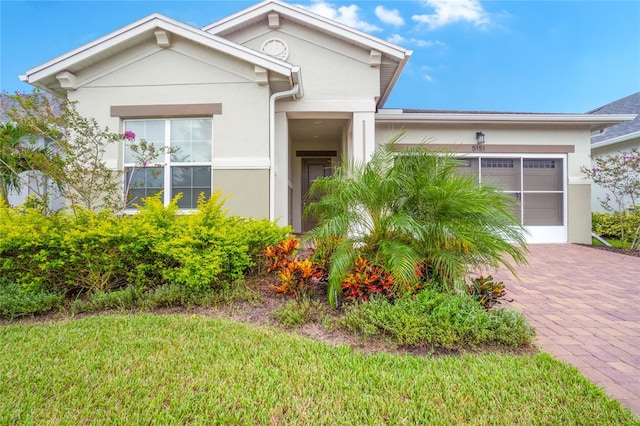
[587,92,640,145]
[0,93,12,122]
[1,91,60,123]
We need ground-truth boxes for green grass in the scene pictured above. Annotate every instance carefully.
[1,314,637,425]
[592,237,636,250]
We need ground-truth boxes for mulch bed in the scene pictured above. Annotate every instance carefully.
[577,244,640,258]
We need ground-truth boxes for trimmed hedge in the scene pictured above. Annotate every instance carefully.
[0,192,290,295]
[592,211,640,240]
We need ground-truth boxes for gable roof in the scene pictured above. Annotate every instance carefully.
[21,13,302,97]
[587,92,640,148]
[203,0,412,108]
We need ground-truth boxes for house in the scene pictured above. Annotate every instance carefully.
[587,92,640,213]
[0,93,65,210]
[18,0,633,243]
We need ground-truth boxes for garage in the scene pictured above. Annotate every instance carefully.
[456,155,566,243]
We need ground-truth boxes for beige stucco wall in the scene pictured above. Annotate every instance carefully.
[70,38,271,166]
[220,20,381,102]
[217,19,382,229]
[65,36,272,218]
[568,182,592,243]
[213,169,269,218]
[375,124,590,178]
[376,122,594,243]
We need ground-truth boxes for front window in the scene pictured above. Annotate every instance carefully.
[124,118,212,209]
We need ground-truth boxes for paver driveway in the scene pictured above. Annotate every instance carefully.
[492,244,640,416]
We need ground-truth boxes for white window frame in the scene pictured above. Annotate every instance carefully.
[123,118,213,210]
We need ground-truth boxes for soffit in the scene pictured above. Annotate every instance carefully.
[376,110,637,132]
[289,118,347,142]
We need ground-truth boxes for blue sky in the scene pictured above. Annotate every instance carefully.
[1,0,639,113]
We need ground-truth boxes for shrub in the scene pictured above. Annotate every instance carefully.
[592,211,640,241]
[264,236,300,272]
[270,298,327,328]
[0,193,290,298]
[487,308,536,346]
[264,237,324,299]
[71,286,143,314]
[0,279,63,320]
[305,136,528,307]
[337,290,534,348]
[71,282,257,314]
[468,275,507,310]
[340,255,396,302]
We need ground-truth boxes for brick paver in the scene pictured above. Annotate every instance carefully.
[492,244,640,416]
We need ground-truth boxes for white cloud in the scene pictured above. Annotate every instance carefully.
[299,1,381,32]
[387,33,406,44]
[387,33,440,48]
[421,65,435,82]
[375,5,404,26]
[412,0,490,29]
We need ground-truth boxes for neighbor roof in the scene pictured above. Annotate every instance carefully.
[588,92,640,148]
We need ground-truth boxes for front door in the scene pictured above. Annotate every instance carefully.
[302,158,333,232]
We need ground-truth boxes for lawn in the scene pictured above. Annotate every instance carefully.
[1,314,637,425]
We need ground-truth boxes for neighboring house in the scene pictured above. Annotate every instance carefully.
[18,0,633,243]
[587,92,640,213]
[0,93,65,210]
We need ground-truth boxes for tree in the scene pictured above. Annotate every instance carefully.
[582,149,640,249]
[0,122,51,207]
[1,90,167,214]
[1,91,122,212]
[305,135,528,307]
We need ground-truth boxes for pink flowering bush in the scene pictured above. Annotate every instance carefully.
[583,148,640,250]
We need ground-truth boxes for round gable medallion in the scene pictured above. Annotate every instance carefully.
[261,38,289,61]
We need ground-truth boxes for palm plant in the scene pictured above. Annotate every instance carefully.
[0,122,30,206]
[0,122,54,208]
[304,135,528,307]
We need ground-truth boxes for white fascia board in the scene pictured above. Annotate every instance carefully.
[378,50,412,108]
[203,0,410,61]
[202,0,275,32]
[23,13,296,86]
[375,111,636,130]
[591,130,640,149]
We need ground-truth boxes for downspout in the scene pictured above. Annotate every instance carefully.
[592,232,612,247]
[269,84,299,221]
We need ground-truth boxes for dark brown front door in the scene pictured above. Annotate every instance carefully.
[302,158,333,232]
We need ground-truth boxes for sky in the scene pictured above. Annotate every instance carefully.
[1,0,639,113]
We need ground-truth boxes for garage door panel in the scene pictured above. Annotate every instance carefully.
[481,158,521,191]
[523,193,563,226]
[523,159,562,191]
